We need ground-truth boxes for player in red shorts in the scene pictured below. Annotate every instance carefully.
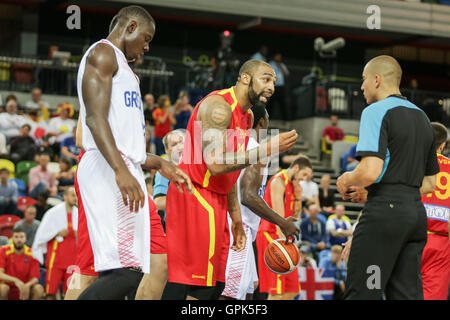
[257,156,312,300]
[421,122,450,300]
[161,59,298,300]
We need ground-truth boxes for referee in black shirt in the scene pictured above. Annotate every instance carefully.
[336,55,440,300]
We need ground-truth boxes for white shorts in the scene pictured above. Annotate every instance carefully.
[223,218,259,300]
[77,149,150,273]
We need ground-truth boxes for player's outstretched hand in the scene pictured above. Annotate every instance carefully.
[115,168,145,213]
[268,130,298,156]
[231,221,246,252]
[281,216,300,243]
[158,159,193,194]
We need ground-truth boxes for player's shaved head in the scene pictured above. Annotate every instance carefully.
[238,59,272,79]
[109,5,154,33]
[364,55,402,87]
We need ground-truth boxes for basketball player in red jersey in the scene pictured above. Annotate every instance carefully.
[421,122,450,300]
[161,59,298,300]
[257,156,313,300]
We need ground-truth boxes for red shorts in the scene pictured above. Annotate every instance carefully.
[256,230,300,295]
[421,233,450,300]
[149,197,167,254]
[45,266,74,295]
[165,183,230,287]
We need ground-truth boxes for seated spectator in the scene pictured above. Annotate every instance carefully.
[298,244,318,268]
[25,88,50,121]
[145,176,154,198]
[28,153,57,199]
[326,205,352,246]
[55,156,75,195]
[60,126,80,165]
[302,203,327,224]
[319,245,346,300]
[34,191,50,222]
[0,95,26,141]
[0,168,18,215]
[341,144,358,172]
[9,124,37,164]
[173,90,193,130]
[299,168,320,207]
[46,104,76,157]
[0,132,7,157]
[0,225,44,300]
[153,95,176,156]
[300,204,329,257]
[143,93,156,127]
[322,114,344,153]
[14,206,40,248]
[318,174,335,216]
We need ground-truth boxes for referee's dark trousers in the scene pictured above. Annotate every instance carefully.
[343,184,427,300]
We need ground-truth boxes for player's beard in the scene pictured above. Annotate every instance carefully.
[13,243,23,251]
[248,79,269,108]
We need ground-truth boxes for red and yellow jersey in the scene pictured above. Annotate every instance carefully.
[422,153,450,235]
[45,212,77,270]
[0,243,40,285]
[179,86,252,195]
[259,170,295,234]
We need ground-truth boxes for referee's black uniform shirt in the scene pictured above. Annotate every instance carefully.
[344,95,440,300]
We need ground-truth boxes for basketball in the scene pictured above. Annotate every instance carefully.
[264,239,300,275]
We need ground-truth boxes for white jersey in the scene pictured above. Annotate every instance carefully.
[236,137,269,241]
[77,39,147,164]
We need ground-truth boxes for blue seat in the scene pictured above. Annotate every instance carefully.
[11,178,27,197]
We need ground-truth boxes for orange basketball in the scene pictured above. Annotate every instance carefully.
[264,239,300,274]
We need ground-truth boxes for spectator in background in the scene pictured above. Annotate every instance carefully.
[298,244,318,268]
[268,53,290,120]
[55,156,75,196]
[153,95,176,156]
[32,188,77,300]
[300,204,329,257]
[299,168,320,207]
[0,95,26,141]
[319,245,346,300]
[318,174,335,217]
[0,225,44,300]
[326,204,352,246]
[25,88,50,121]
[144,93,156,153]
[28,153,57,199]
[153,129,186,229]
[34,191,50,222]
[146,176,154,199]
[250,45,268,62]
[14,206,40,248]
[46,104,76,157]
[143,93,156,127]
[322,114,344,153]
[9,124,37,164]
[173,90,193,130]
[342,144,358,172]
[0,168,18,215]
[60,126,80,165]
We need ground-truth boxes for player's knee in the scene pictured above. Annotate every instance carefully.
[31,284,45,299]
[0,284,10,298]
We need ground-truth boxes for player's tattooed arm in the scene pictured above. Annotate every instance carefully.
[240,164,299,241]
[227,184,246,251]
[198,96,298,176]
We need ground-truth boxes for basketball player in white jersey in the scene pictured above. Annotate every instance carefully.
[221,105,299,300]
[75,6,192,300]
